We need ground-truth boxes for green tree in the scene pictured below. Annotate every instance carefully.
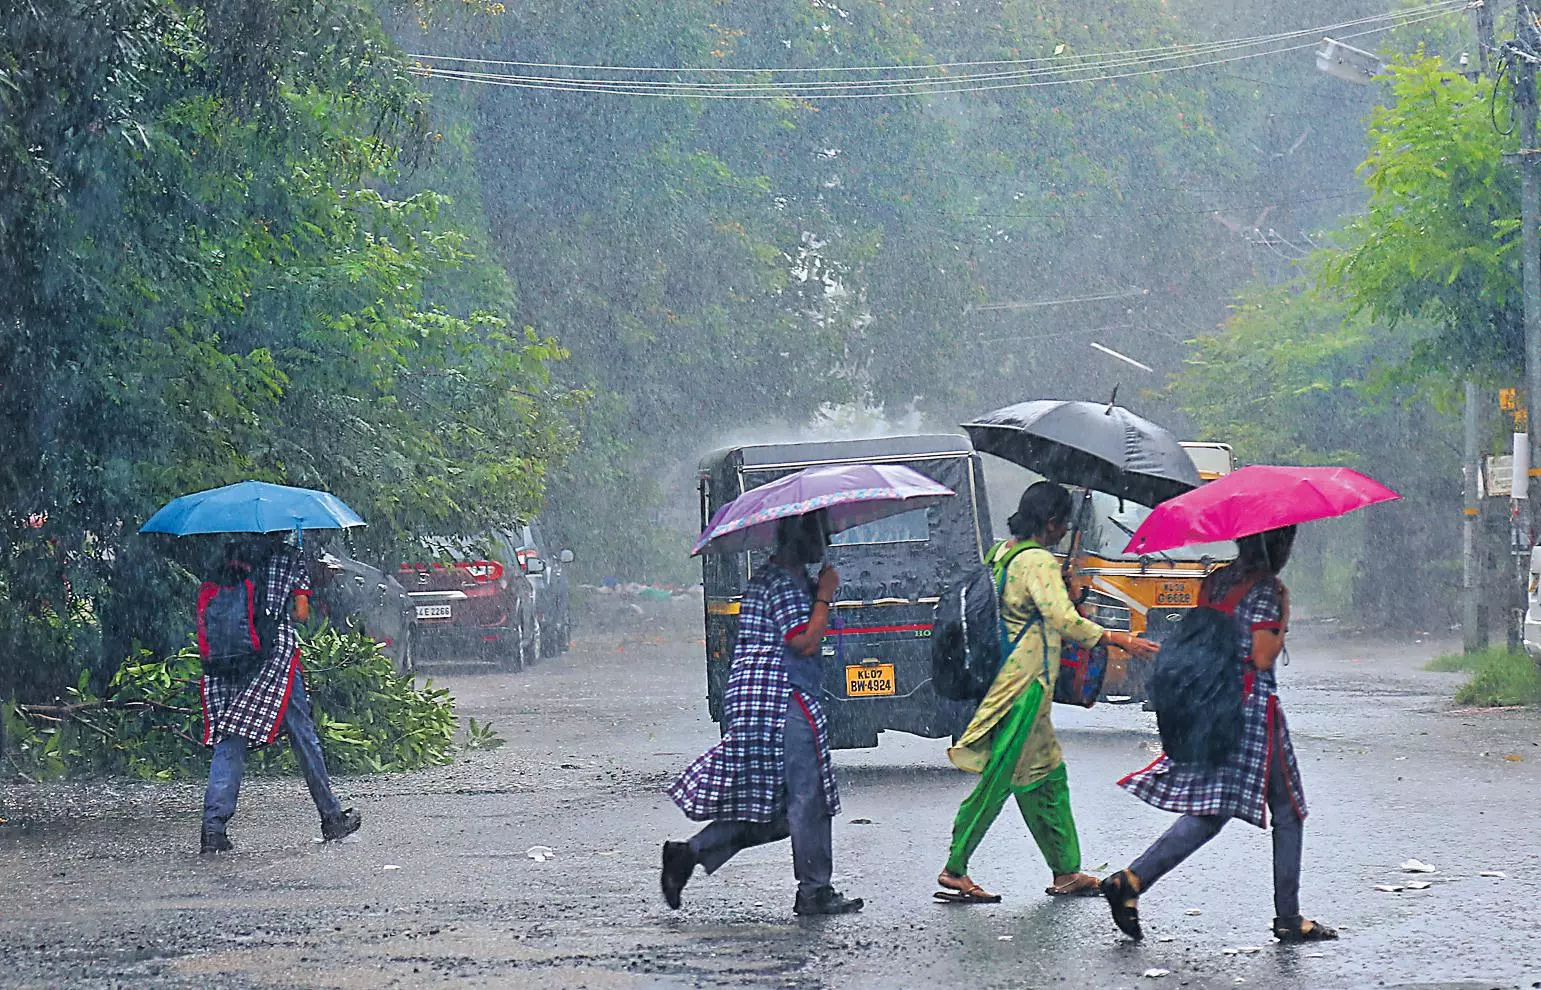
[1321,55,1521,379]
[396,0,1252,577]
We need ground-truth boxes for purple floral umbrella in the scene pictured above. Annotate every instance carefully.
[691,462,955,556]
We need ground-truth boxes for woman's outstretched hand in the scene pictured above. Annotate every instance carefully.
[1104,629,1159,660]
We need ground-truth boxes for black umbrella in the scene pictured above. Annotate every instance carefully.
[962,399,1200,506]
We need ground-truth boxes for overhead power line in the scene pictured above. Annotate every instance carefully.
[928,190,1363,223]
[408,5,1459,76]
[404,3,1465,100]
[970,288,1149,312]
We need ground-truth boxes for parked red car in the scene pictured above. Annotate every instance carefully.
[400,532,540,672]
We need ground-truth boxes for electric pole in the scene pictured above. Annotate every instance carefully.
[1479,0,1496,73]
[1511,0,1541,645]
[1465,381,1488,651]
[1463,2,1495,652]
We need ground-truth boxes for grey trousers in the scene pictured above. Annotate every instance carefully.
[203,673,342,831]
[1129,753,1303,920]
[687,694,833,899]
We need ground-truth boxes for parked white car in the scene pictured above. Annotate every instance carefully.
[1524,546,1541,661]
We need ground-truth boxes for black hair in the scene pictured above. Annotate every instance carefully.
[214,534,281,581]
[1236,525,1297,575]
[775,511,830,564]
[1007,482,1073,541]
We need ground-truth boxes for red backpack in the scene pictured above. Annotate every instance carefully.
[196,560,269,679]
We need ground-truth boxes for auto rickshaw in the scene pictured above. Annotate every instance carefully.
[697,434,992,750]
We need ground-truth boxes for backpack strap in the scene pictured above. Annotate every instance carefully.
[992,540,1045,664]
[1201,571,1268,615]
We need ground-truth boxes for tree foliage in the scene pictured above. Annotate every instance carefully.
[1321,55,1522,379]
[1,1,1480,693]
[396,0,1277,578]
[0,0,573,697]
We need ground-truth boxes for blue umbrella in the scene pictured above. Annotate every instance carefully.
[139,481,365,536]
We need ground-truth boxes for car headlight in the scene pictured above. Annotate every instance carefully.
[1080,589,1132,631]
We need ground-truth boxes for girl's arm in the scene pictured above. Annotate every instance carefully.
[787,565,839,655]
[1018,551,1158,658]
[1250,584,1288,670]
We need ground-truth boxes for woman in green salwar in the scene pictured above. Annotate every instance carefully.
[937,482,1158,903]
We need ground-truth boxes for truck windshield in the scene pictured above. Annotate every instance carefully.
[1078,492,1236,563]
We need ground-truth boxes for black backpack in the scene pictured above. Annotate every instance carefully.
[1146,577,1261,766]
[931,542,1035,702]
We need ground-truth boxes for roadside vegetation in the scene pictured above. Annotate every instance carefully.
[1426,648,1541,708]
[1,629,496,780]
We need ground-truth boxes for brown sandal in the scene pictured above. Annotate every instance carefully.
[1046,873,1103,897]
[934,870,1003,904]
[1273,916,1339,942]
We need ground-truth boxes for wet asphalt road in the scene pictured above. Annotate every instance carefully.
[2,603,1540,990]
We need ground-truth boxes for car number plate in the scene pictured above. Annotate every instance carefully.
[416,604,452,620]
[846,663,896,697]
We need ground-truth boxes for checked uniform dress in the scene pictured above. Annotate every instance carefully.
[200,545,308,746]
[668,562,840,822]
[202,541,345,841]
[1119,567,1306,828]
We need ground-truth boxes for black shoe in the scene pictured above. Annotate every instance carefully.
[793,886,864,916]
[661,841,695,909]
[200,828,233,854]
[321,808,362,842]
[1100,870,1143,941]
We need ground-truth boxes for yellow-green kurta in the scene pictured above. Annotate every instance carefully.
[947,544,1104,789]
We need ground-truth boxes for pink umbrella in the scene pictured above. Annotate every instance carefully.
[1122,465,1400,556]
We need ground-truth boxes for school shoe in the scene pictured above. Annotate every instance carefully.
[200,828,233,854]
[1100,870,1143,941]
[321,808,362,842]
[793,886,864,916]
[660,841,695,909]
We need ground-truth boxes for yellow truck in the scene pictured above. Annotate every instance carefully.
[1066,442,1237,703]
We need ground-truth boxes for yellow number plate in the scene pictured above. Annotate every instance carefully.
[846,663,896,697]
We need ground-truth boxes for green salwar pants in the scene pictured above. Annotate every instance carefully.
[945,681,1082,877]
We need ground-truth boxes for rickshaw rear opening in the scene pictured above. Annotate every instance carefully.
[698,435,992,750]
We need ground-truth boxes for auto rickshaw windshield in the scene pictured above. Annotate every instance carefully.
[1077,491,1236,563]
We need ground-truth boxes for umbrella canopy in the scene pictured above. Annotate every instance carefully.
[962,399,1200,507]
[692,463,954,556]
[1121,465,1400,556]
[139,481,366,537]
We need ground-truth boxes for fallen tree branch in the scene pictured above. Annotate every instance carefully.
[67,713,113,741]
[151,723,202,747]
[4,754,38,784]
[18,698,195,718]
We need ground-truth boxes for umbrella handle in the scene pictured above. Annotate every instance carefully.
[831,595,843,667]
[1063,489,1094,606]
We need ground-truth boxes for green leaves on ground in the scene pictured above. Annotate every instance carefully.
[2,629,489,780]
